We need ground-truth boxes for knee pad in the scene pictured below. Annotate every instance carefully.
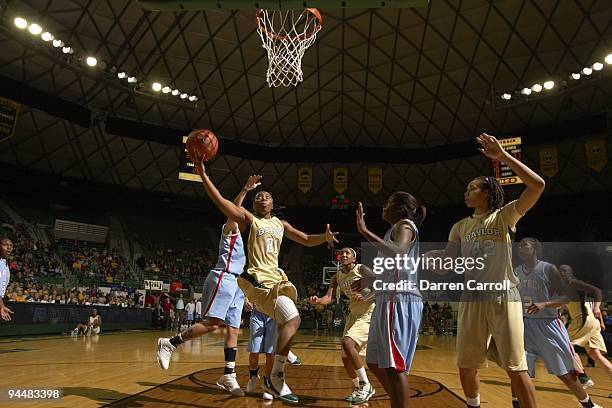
[274,295,299,324]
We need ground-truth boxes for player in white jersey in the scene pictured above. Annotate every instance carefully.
[190,154,338,404]
[310,247,376,403]
[156,175,261,396]
[425,134,545,408]
[0,238,14,321]
[354,191,426,408]
[514,238,602,408]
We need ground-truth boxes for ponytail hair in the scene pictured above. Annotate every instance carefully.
[390,191,427,227]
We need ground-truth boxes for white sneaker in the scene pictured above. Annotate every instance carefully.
[246,375,258,394]
[156,338,175,370]
[351,382,375,404]
[263,391,273,400]
[264,374,298,404]
[216,373,245,396]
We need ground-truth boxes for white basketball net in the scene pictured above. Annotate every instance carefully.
[256,8,322,87]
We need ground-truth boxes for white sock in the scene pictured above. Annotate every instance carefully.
[272,354,287,375]
[466,394,480,407]
[351,377,359,388]
[356,367,369,384]
[225,361,236,371]
[579,396,590,403]
[511,397,519,401]
[287,350,296,363]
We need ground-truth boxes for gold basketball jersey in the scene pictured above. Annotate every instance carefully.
[449,200,522,286]
[247,215,284,285]
[336,264,375,315]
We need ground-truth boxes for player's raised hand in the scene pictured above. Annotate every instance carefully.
[193,152,206,177]
[309,295,320,305]
[356,202,368,234]
[243,175,262,192]
[325,224,339,248]
[477,133,506,161]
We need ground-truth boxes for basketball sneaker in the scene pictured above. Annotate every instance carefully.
[512,398,520,408]
[288,356,302,366]
[246,374,259,394]
[263,374,298,404]
[344,387,360,402]
[216,373,244,396]
[156,338,175,370]
[351,381,375,404]
[263,391,273,400]
[579,373,595,389]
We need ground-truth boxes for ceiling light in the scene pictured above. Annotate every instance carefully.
[86,56,97,67]
[180,93,188,99]
[162,86,171,93]
[152,82,162,92]
[28,23,42,35]
[582,67,592,75]
[531,83,542,93]
[62,46,73,54]
[521,87,532,95]
[188,95,197,101]
[41,32,53,42]
[592,62,603,71]
[52,39,63,48]
[117,72,126,79]
[605,54,612,65]
[171,89,179,96]
[543,80,554,90]
[14,17,28,29]
[501,93,511,100]
[571,73,580,80]
[127,76,136,83]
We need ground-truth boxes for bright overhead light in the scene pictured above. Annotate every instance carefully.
[41,32,53,42]
[171,89,179,96]
[543,80,554,90]
[152,82,162,92]
[582,67,592,75]
[86,56,97,67]
[117,72,126,79]
[14,17,28,29]
[521,87,532,95]
[188,95,197,101]
[180,93,188,99]
[127,76,136,83]
[592,62,603,71]
[162,86,171,93]
[605,54,612,65]
[52,39,63,48]
[571,73,580,80]
[28,23,42,35]
[62,46,73,54]
[501,93,511,100]
[531,83,542,93]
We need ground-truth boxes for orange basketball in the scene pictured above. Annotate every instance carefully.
[186,129,219,162]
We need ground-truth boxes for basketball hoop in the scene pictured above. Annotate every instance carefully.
[256,8,322,87]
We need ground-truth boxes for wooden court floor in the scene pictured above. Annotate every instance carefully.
[0,329,609,407]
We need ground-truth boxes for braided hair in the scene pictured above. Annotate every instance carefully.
[475,176,504,212]
[390,191,427,227]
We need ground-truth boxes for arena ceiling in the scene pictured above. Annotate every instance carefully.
[0,0,611,209]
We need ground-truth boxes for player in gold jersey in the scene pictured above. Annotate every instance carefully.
[425,134,545,408]
[192,155,338,404]
[310,247,376,403]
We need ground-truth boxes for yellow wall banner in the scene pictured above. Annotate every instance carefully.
[0,97,20,142]
[585,139,607,172]
[368,167,383,194]
[297,167,312,193]
[538,146,558,178]
[333,167,348,194]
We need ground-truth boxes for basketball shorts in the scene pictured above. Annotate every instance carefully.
[201,269,244,329]
[567,315,607,354]
[186,313,194,321]
[237,269,297,323]
[456,290,528,371]
[247,307,278,354]
[343,309,373,357]
[523,317,576,377]
[366,293,422,373]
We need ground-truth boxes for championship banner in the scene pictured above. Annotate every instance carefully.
[585,139,607,172]
[144,280,163,291]
[178,135,200,182]
[0,97,20,142]
[333,167,348,194]
[368,167,383,194]
[539,146,558,178]
[493,137,523,185]
[297,167,312,193]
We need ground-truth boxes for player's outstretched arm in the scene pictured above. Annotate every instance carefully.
[282,221,339,248]
[477,133,545,215]
[224,175,262,235]
[356,202,413,257]
[310,275,337,305]
[194,155,253,228]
